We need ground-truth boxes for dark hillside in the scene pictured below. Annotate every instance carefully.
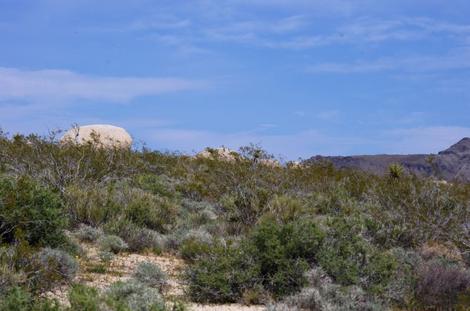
[307,138,470,182]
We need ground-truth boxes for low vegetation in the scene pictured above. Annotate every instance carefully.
[0,130,470,310]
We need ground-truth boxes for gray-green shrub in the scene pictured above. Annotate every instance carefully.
[133,262,167,290]
[74,224,103,243]
[105,280,166,311]
[29,248,78,292]
[98,235,128,254]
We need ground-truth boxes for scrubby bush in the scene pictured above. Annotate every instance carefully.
[66,183,179,233]
[415,259,470,309]
[104,219,165,253]
[0,176,67,247]
[133,262,167,290]
[0,287,60,311]
[135,174,179,199]
[98,235,128,254]
[187,218,325,302]
[317,217,396,291]
[99,251,114,263]
[269,267,384,311]
[124,188,178,233]
[383,248,421,307]
[105,280,166,311]
[180,237,213,262]
[74,224,103,243]
[29,248,78,292]
[186,242,258,303]
[69,284,101,311]
[246,217,324,297]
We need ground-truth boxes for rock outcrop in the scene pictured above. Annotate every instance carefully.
[196,147,239,161]
[61,124,132,148]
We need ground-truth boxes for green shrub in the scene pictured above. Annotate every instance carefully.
[180,238,212,262]
[68,284,101,311]
[124,189,179,233]
[66,183,179,233]
[186,242,258,303]
[246,217,324,297]
[64,184,118,227]
[0,287,31,311]
[133,262,167,290]
[187,218,325,302]
[135,174,179,199]
[0,287,60,311]
[98,235,128,254]
[0,176,67,247]
[317,217,396,291]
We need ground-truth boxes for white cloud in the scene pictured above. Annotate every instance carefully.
[0,67,207,102]
[307,48,470,74]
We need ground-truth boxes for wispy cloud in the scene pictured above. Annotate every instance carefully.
[0,67,207,102]
[307,47,470,74]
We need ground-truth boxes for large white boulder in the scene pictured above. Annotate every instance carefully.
[61,124,132,148]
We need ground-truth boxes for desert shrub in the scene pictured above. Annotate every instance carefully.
[104,219,165,253]
[264,195,306,223]
[317,217,396,291]
[246,217,324,297]
[124,189,179,233]
[365,179,470,249]
[0,176,67,247]
[59,236,84,258]
[187,218,325,302]
[74,224,103,243]
[415,259,470,309]
[29,248,78,292]
[64,184,119,226]
[388,163,404,179]
[270,267,384,311]
[186,242,258,303]
[105,280,166,311]
[134,174,179,199]
[99,251,114,263]
[0,264,25,296]
[180,238,212,262]
[98,235,128,254]
[0,287,60,311]
[68,284,101,311]
[0,246,28,296]
[383,248,421,307]
[181,199,218,227]
[66,183,179,233]
[220,186,272,234]
[133,262,167,290]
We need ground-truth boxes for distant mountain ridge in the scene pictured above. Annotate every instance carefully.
[306,138,470,182]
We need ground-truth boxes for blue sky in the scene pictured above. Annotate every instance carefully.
[1,0,470,159]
